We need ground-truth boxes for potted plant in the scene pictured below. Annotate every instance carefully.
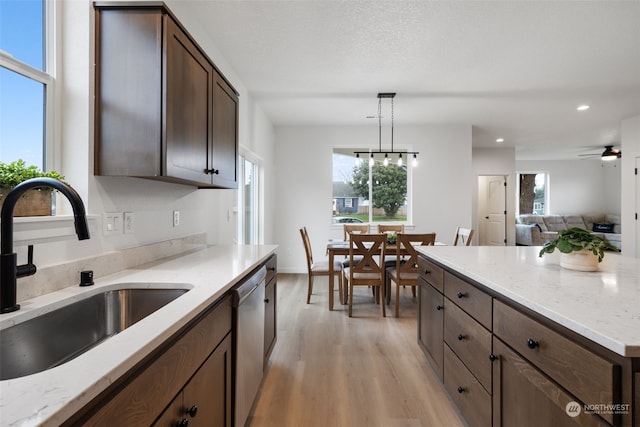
[538,227,618,271]
[0,160,65,217]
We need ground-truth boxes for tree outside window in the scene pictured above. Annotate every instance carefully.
[518,173,547,215]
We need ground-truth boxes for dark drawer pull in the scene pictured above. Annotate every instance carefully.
[489,353,498,362]
[527,338,540,349]
[264,298,270,304]
[186,405,198,417]
[436,305,443,311]
[457,386,465,394]
[267,267,276,272]
[457,334,466,341]
[424,269,431,275]
[456,291,466,299]
[177,419,189,427]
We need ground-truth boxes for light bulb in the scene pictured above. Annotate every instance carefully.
[412,153,418,167]
[383,153,389,166]
[397,153,403,166]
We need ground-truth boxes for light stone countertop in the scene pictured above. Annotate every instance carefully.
[416,245,640,358]
[0,244,277,427]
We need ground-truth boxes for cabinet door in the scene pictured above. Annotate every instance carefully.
[418,279,444,381]
[95,9,163,177]
[164,16,212,185]
[210,72,238,188]
[264,277,277,362]
[493,337,608,427]
[183,334,233,427]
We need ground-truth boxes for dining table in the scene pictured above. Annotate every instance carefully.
[326,238,445,311]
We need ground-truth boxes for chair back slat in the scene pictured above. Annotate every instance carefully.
[300,227,314,269]
[343,224,370,240]
[396,233,436,274]
[378,224,404,234]
[349,233,386,275]
[454,227,474,246]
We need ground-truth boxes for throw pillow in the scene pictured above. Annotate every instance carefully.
[593,223,614,233]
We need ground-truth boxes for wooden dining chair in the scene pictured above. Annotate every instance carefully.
[377,224,404,234]
[343,223,370,240]
[386,233,436,317]
[300,227,343,304]
[343,233,387,317]
[453,227,475,246]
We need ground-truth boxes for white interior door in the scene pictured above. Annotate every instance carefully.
[482,176,506,246]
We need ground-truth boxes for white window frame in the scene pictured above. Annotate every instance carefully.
[237,150,262,245]
[0,0,57,171]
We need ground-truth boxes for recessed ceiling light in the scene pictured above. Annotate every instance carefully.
[496,138,504,143]
[577,104,590,111]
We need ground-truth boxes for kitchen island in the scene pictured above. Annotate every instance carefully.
[416,245,639,427]
[0,244,277,426]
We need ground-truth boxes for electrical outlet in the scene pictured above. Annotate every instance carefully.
[173,210,180,227]
[124,212,134,234]
[102,212,123,236]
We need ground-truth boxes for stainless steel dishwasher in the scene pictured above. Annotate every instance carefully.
[233,266,266,427]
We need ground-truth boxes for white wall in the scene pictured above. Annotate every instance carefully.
[274,124,472,273]
[515,159,621,215]
[621,114,640,256]
[17,1,276,269]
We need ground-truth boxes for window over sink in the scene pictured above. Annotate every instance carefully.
[0,0,55,171]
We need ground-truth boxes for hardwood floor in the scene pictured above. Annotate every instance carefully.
[248,274,465,427]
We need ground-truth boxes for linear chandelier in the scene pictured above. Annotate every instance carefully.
[355,92,419,167]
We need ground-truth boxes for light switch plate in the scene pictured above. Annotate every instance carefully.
[102,212,123,236]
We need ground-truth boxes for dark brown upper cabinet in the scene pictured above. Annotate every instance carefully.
[94,3,238,189]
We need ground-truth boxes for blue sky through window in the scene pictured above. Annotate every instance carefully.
[0,0,46,169]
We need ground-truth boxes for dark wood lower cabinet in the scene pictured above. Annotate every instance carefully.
[492,337,608,427]
[418,278,444,381]
[153,334,232,426]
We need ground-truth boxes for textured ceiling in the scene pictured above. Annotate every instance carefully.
[183,0,640,159]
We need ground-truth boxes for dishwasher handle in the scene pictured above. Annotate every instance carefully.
[232,266,267,307]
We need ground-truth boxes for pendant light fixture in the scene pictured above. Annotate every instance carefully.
[354,93,418,167]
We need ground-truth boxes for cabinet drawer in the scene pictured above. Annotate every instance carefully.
[265,254,277,284]
[444,345,491,427]
[444,299,492,391]
[494,300,619,424]
[444,272,492,329]
[418,257,444,292]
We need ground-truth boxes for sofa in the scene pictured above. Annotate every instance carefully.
[515,213,621,250]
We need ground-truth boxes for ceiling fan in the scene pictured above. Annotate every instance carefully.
[578,145,621,161]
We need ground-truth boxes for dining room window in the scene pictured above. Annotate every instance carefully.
[332,148,408,224]
[0,0,54,170]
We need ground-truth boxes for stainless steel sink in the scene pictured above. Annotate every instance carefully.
[0,287,189,380]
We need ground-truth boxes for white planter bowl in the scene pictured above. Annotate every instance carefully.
[560,250,599,272]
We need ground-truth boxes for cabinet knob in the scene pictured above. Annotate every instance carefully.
[527,338,540,349]
[435,304,443,311]
[456,291,466,299]
[186,405,198,417]
[204,168,220,175]
[489,353,498,362]
[268,267,276,272]
[457,386,465,394]
[424,269,431,275]
[264,298,270,304]
[457,334,466,341]
[176,419,189,427]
